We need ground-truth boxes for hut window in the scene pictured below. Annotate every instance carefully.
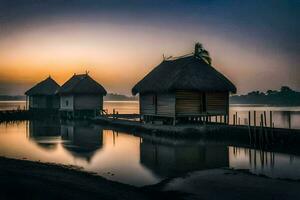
[65,100,69,106]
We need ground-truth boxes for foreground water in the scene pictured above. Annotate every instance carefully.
[1,101,300,186]
[1,120,300,186]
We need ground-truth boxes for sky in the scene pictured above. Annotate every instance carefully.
[0,0,299,95]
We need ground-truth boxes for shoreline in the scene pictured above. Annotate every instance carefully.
[0,156,175,200]
[1,156,300,200]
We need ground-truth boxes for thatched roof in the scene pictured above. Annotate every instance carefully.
[25,77,60,96]
[132,56,236,95]
[59,74,107,95]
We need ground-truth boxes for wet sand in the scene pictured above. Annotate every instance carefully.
[1,156,300,200]
[0,157,173,200]
[160,169,300,200]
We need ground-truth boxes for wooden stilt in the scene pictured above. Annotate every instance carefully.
[269,111,273,128]
[248,111,251,126]
[253,111,256,127]
[263,111,267,127]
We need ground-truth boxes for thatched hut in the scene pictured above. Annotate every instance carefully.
[25,76,60,111]
[58,73,107,118]
[132,45,236,125]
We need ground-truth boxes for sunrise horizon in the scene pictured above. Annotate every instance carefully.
[0,0,299,96]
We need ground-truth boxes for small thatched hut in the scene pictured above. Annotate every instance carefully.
[25,76,60,111]
[58,73,107,118]
[132,45,236,125]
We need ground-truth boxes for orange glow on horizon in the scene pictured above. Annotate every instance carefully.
[0,20,296,95]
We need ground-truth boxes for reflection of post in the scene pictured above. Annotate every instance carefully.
[112,131,116,146]
[249,149,252,166]
[26,121,28,138]
[254,150,257,169]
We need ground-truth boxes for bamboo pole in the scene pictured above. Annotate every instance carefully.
[248,111,251,126]
[288,111,291,129]
[254,111,256,127]
[233,114,236,125]
[263,111,267,127]
[269,111,273,128]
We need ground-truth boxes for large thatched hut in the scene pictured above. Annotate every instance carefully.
[132,45,236,125]
[58,73,107,118]
[25,76,60,111]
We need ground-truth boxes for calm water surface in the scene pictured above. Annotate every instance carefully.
[1,100,299,129]
[1,120,300,186]
[0,101,300,186]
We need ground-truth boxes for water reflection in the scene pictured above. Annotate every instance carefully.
[28,120,61,150]
[140,138,228,177]
[230,146,300,180]
[61,122,103,162]
[1,121,300,186]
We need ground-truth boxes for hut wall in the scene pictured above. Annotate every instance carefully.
[156,93,175,116]
[140,94,156,115]
[60,95,74,111]
[74,95,103,110]
[175,91,203,115]
[61,125,74,141]
[205,92,228,114]
[29,96,47,109]
[52,96,60,109]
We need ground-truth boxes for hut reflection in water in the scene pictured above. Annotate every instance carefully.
[140,137,229,177]
[61,122,103,162]
[28,120,61,150]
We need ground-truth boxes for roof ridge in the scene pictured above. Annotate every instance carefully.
[70,74,88,93]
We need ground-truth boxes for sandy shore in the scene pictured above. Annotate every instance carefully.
[0,157,175,200]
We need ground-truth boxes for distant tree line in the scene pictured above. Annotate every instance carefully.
[103,93,138,101]
[230,86,300,106]
[0,94,138,101]
[0,95,26,101]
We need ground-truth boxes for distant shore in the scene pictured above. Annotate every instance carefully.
[1,156,300,200]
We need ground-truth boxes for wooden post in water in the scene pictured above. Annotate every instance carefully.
[269,111,273,128]
[233,114,236,125]
[254,111,256,127]
[288,111,291,129]
[248,111,251,126]
[263,111,267,127]
[260,117,263,148]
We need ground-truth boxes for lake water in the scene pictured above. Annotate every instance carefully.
[0,101,300,186]
[1,101,299,129]
[1,120,300,186]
